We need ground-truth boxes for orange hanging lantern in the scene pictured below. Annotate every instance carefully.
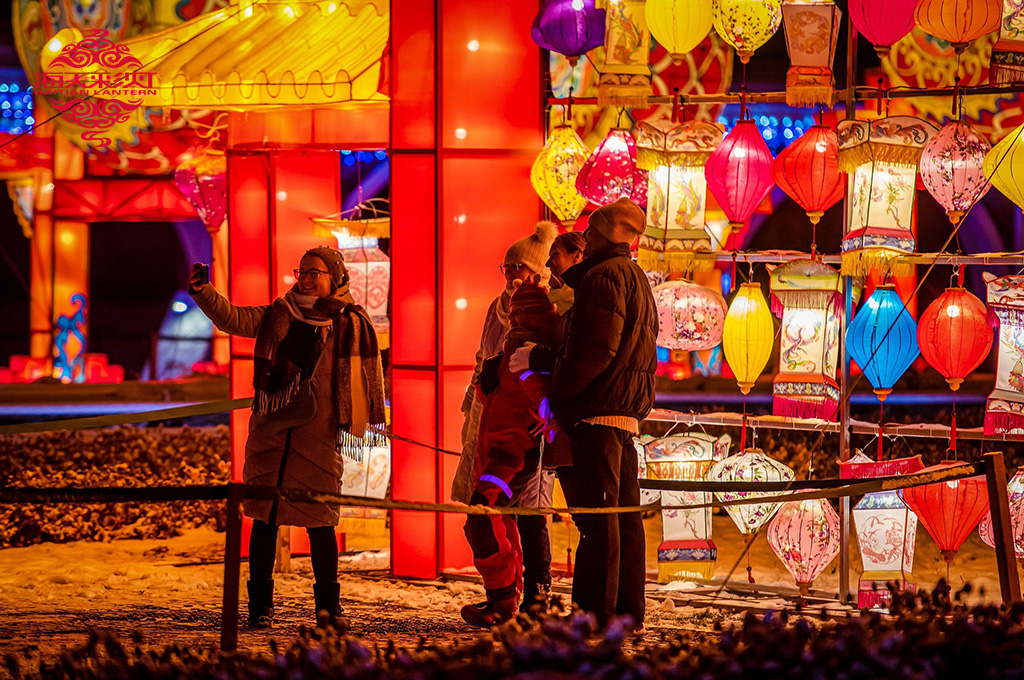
[780,0,842,107]
[705,119,775,232]
[772,124,844,229]
[898,462,989,565]
[918,287,992,392]
[915,0,1001,54]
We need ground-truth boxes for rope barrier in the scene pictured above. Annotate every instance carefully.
[0,398,253,435]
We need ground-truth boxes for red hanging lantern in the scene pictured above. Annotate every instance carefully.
[847,0,916,58]
[772,124,844,227]
[705,119,775,232]
[917,287,993,392]
[899,462,989,564]
[575,128,646,207]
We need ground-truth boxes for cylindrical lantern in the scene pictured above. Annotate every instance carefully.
[847,0,916,58]
[531,0,607,66]
[991,2,1024,84]
[840,453,924,610]
[780,1,842,107]
[773,124,844,226]
[636,119,723,275]
[915,0,1001,54]
[646,0,713,64]
[575,128,645,207]
[723,282,775,394]
[920,121,992,226]
[646,432,731,583]
[978,469,1024,559]
[653,280,728,351]
[846,285,920,402]
[174,149,228,235]
[313,213,392,333]
[599,0,652,107]
[769,259,842,420]
[983,273,1024,434]
[708,447,795,538]
[531,125,590,223]
[898,461,989,564]
[984,122,1024,215]
[767,498,841,595]
[918,287,992,391]
[712,0,783,63]
[705,119,775,232]
[838,116,938,277]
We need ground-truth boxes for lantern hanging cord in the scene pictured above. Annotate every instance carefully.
[877,403,885,462]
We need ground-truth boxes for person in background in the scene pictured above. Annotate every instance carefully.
[189,247,386,629]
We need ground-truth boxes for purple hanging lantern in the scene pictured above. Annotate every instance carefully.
[531,0,607,66]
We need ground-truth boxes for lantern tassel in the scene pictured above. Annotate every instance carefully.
[877,413,884,462]
[773,394,840,421]
[985,411,1024,435]
[840,249,914,278]
[784,85,834,108]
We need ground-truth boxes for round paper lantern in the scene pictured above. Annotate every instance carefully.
[531,125,590,223]
[847,0,916,58]
[531,0,607,66]
[576,128,645,207]
[772,124,844,226]
[175,149,227,235]
[705,119,775,230]
[767,499,841,595]
[846,285,919,402]
[647,0,713,64]
[708,447,795,537]
[711,0,783,63]
[653,280,728,351]
[723,282,774,394]
[984,122,1024,214]
[917,287,992,391]
[920,121,992,226]
[899,462,989,563]
[915,0,1001,53]
[978,469,1024,559]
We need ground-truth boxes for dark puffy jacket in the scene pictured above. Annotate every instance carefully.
[550,243,658,428]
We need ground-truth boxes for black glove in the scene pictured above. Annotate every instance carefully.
[478,353,503,397]
[528,344,557,373]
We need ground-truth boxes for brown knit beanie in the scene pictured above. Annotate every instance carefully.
[509,280,557,336]
[304,246,348,288]
[588,197,646,245]
[504,221,559,283]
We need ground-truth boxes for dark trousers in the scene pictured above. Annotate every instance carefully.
[249,520,339,584]
[517,513,552,601]
[557,423,645,627]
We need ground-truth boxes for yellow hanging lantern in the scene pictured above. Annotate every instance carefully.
[646,0,714,64]
[531,125,590,223]
[781,0,842,107]
[712,0,784,64]
[723,282,775,394]
[984,122,1024,215]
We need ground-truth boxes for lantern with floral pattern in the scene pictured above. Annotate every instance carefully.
[531,125,590,223]
[767,498,841,595]
[575,128,646,207]
[978,469,1024,560]
[983,273,1024,434]
[920,120,992,226]
[599,0,652,107]
[653,280,728,351]
[712,0,784,63]
[708,447,795,539]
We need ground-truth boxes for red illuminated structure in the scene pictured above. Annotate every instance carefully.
[772,124,844,229]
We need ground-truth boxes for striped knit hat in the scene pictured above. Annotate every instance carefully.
[509,280,557,334]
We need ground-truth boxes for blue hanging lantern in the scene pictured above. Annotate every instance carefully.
[846,285,919,402]
[531,0,607,67]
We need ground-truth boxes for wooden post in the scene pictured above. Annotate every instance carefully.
[983,451,1022,605]
[220,482,244,652]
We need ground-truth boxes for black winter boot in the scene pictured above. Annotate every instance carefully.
[247,579,275,629]
[313,581,344,628]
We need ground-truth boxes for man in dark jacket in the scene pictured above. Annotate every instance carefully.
[551,196,658,630]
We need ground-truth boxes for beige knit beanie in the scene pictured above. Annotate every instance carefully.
[504,221,558,283]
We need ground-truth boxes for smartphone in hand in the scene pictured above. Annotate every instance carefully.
[197,264,210,286]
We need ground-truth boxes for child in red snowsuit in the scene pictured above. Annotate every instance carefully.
[461,280,558,628]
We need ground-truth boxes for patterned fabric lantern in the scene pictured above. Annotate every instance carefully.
[768,259,842,420]
[645,432,731,582]
[531,0,607,66]
[840,453,923,609]
[723,282,775,395]
[646,0,713,64]
[636,119,723,275]
[531,125,590,223]
[918,287,992,391]
[706,119,775,232]
[773,124,844,227]
[915,0,1001,54]
[983,273,1024,434]
[847,0,916,58]
[846,285,920,403]
[991,1,1024,84]
[984,122,1024,214]
[599,0,652,108]
[174,149,228,235]
[838,116,938,277]
[978,469,1024,559]
[920,121,992,226]
[709,448,794,538]
[780,1,842,107]
[653,280,728,351]
[767,499,841,595]
[712,0,783,63]
[575,128,645,207]
[899,462,989,564]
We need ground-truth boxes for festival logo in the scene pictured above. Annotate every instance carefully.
[34,29,156,149]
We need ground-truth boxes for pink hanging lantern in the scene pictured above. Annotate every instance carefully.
[653,280,728,351]
[575,128,646,207]
[705,119,775,232]
[175,149,228,235]
[978,469,1024,560]
[767,498,842,595]
[847,0,916,58]
[920,120,992,226]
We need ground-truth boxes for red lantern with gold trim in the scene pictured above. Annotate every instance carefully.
[772,124,843,228]
[705,119,774,232]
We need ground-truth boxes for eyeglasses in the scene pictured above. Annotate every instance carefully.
[294,268,329,280]
[499,263,528,275]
